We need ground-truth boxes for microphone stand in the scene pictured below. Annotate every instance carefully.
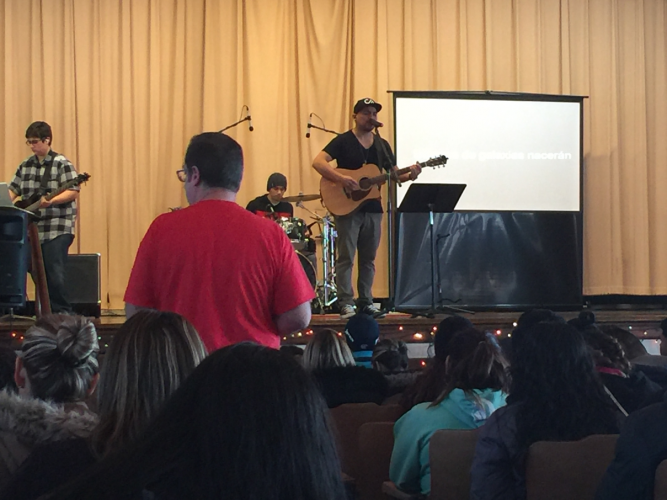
[372,127,398,314]
[218,116,250,133]
[308,123,339,136]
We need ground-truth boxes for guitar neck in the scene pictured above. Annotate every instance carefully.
[45,181,75,201]
[366,165,412,186]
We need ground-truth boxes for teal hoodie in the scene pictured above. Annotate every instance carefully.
[389,388,506,495]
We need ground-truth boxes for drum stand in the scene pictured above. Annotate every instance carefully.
[297,202,338,312]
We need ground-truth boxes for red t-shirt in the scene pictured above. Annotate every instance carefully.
[124,200,315,352]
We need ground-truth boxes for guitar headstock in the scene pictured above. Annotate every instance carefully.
[76,173,91,184]
[417,155,449,169]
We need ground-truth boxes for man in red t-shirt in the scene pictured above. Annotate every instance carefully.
[124,133,315,352]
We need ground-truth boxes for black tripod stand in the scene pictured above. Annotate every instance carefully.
[398,183,473,318]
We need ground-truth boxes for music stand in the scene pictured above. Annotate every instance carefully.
[398,184,472,317]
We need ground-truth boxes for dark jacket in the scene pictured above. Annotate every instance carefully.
[0,391,97,492]
[600,368,662,414]
[596,396,667,500]
[312,366,388,408]
[1,437,95,500]
[470,404,525,500]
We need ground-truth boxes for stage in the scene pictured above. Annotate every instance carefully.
[1,308,665,354]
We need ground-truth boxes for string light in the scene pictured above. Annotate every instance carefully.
[398,326,403,331]
[420,360,426,366]
[512,322,518,327]
[414,333,423,340]
[496,330,502,335]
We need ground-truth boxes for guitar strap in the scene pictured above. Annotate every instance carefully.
[372,132,395,173]
[37,152,55,196]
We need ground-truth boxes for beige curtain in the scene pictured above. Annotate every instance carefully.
[1,0,666,309]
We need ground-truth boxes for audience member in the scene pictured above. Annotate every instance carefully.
[390,329,508,495]
[344,313,380,367]
[304,329,387,408]
[0,347,17,393]
[571,312,661,414]
[516,308,565,329]
[280,344,304,363]
[470,322,621,500]
[2,310,207,500]
[400,315,473,410]
[601,325,649,362]
[372,339,420,401]
[48,343,346,500]
[0,315,99,490]
[124,132,315,352]
[596,392,667,500]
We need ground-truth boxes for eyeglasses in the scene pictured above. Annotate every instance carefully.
[26,139,42,146]
[176,168,188,182]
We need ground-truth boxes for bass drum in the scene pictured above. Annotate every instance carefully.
[297,251,317,290]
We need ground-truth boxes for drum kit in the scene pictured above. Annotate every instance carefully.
[273,192,338,312]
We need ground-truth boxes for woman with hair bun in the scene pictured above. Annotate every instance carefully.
[3,310,207,500]
[0,314,99,489]
[390,328,509,496]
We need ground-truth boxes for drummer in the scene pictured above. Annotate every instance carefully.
[246,172,293,218]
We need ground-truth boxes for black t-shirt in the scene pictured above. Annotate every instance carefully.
[246,194,293,217]
[323,130,395,213]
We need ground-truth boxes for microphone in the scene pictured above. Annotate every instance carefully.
[370,118,383,128]
[306,113,312,138]
[247,109,254,132]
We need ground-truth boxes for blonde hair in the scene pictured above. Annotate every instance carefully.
[91,310,207,458]
[21,314,99,403]
[302,329,355,371]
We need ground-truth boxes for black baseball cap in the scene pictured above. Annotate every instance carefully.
[353,98,382,114]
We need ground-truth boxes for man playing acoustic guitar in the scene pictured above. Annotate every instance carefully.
[8,121,80,313]
[313,98,421,319]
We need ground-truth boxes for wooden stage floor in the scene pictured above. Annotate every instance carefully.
[1,308,665,350]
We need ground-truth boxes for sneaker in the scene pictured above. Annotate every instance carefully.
[360,304,386,319]
[339,304,356,319]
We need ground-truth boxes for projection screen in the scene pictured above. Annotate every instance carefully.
[394,94,582,212]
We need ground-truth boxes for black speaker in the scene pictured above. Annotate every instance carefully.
[65,253,101,317]
[0,209,29,309]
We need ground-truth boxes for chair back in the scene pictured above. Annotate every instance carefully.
[357,421,396,500]
[429,428,481,500]
[525,434,619,500]
[329,403,404,478]
[654,459,667,500]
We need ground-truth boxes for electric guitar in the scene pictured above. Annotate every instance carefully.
[320,156,447,216]
[14,173,91,212]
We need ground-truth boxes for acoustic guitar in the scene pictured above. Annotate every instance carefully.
[320,156,447,216]
[14,173,91,212]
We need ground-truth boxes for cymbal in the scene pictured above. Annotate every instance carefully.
[283,193,321,203]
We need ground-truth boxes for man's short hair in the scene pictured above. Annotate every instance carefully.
[25,121,52,143]
[184,132,243,192]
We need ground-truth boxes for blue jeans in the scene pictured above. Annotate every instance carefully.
[40,234,74,313]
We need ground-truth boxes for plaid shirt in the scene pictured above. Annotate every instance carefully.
[9,150,79,243]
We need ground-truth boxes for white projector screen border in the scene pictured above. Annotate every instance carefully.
[391,92,584,212]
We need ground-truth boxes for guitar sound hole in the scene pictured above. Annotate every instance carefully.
[358,177,371,190]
